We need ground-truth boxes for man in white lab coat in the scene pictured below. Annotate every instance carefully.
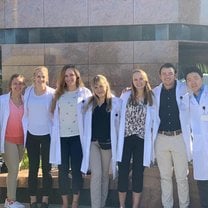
[185,66,208,208]
[144,63,192,208]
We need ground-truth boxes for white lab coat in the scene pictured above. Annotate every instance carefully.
[143,80,192,167]
[49,87,91,165]
[116,91,155,166]
[0,93,26,153]
[81,96,121,179]
[188,85,208,180]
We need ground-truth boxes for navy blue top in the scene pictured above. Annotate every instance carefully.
[158,81,181,131]
[91,102,111,142]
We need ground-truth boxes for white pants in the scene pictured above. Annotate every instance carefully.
[155,134,189,208]
[2,141,24,200]
[89,141,112,208]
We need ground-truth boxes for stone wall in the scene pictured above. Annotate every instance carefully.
[1,0,208,28]
[1,41,178,94]
[0,0,208,93]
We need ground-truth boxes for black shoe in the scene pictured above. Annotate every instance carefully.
[30,202,38,208]
[40,202,49,208]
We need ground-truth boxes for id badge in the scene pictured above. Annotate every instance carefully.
[201,114,208,121]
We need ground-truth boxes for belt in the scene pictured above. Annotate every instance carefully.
[158,129,182,136]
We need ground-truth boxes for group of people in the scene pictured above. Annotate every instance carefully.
[0,63,207,208]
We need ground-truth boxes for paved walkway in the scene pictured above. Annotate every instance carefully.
[0,204,116,208]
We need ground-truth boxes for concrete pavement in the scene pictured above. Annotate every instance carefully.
[0,204,116,208]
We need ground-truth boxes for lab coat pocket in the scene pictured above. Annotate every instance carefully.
[192,134,203,153]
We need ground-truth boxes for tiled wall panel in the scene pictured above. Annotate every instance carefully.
[4,0,44,28]
[89,0,134,26]
[44,43,89,65]
[0,1,4,28]
[89,42,133,64]
[134,0,178,24]
[134,41,178,64]
[2,44,44,66]
[44,0,88,27]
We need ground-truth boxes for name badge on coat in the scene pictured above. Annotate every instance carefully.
[201,106,208,121]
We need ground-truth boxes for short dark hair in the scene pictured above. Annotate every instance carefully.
[184,66,203,80]
[159,63,177,74]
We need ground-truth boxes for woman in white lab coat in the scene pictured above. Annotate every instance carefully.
[81,74,121,208]
[50,64,91,208]
[23,66,55,208]
[0,74,26,208]
[117,69,154,208]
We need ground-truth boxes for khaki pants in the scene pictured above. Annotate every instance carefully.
[2,141,24,200]
[155,134,189,208]
[89,141,112,208]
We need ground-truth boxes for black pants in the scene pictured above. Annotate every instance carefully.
[197,180,208,208]
[118,135,145,193]
[26,131,52,196]
[58,136,83,195]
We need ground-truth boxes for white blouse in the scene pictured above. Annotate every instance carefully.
[59,90,79,137]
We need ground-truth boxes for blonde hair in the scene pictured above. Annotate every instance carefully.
[51,64,84,113]
[33,66,49,84]
[130,69,153,106]
[85,75,112,112]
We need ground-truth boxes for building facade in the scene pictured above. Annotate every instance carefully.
[0,0,208,93]
[1,1,208,207]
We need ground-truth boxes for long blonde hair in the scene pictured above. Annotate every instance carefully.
[51,64,84,113]
[130,69,153,106]
[85,75,112,112]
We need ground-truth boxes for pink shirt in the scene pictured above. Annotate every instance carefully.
[5,99,24,144]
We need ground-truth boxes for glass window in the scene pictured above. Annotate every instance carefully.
[155,24,168,40]
[142,25,155,40]
[29,28,41,43]
[15,29,28,44]
[90,26,103,42]
[0,30,4,44]
[5,29,15,44]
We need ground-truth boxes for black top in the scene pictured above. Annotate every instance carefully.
[158,81,181,131]
[91,102,111,143]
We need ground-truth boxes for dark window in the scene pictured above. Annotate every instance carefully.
[0,30,4,44]
[155,24,168,40]
[29,28,41,43]
[142,25,155,40]
[5,29,15,44]
[90,26,103,42]
[15,29,28,44]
